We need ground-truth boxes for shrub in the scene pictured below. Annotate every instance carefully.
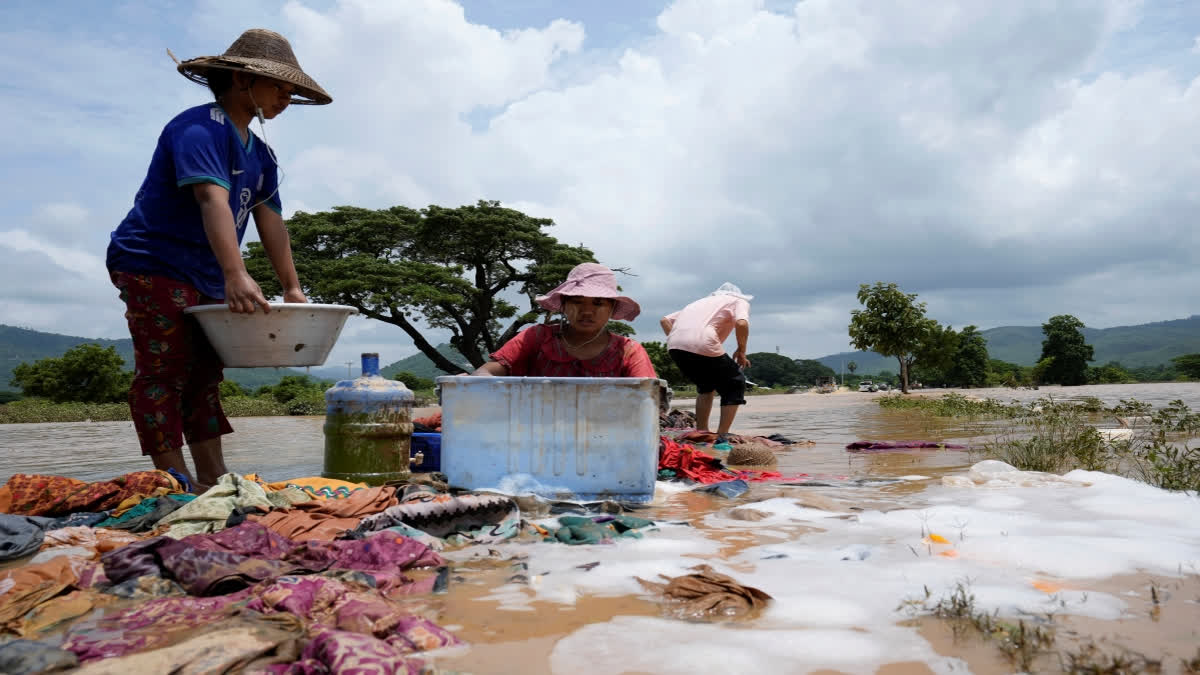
[285,391,326,416]
[220,396,287,418]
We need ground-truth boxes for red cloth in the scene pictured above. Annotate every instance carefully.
[657,437,785,484]
[414,411,442,431]
[3,471,178,517]
[491,324,657,378]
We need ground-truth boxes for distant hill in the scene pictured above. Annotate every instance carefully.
[814,315,1200,373]
[0,324,319,392]
[381,344,470,380]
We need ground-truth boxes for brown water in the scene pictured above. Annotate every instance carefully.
[2,382,1199,673]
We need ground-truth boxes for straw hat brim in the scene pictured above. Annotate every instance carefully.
[178,56,332,105]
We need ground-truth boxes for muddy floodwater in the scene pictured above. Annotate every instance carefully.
[2,382,1199,673]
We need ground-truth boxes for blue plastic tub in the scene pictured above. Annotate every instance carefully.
[436,376,668,502]
[410,432,442,472]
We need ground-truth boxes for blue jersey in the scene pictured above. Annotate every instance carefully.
[107,103,282,299]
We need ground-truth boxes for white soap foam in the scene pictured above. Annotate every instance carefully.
[455,460,1200,673]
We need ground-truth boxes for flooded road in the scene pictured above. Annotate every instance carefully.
[2,382,1199,673]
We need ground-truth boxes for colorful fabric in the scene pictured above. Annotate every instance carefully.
[102,522,443,597]
[845,440,968,451]
[251,486,399,541]
[664,293,751,357]
[544,515,656,545]
[94,494,195,531]
[71,614,305,675]
[36,527,144,561]
[245,474,367,500]
[157,473,307,539]
[2,471,179,517]
[0,639,79,675]
[657,437,786,485]
[491,323,657,378]
[247,576,461,650]
[62,591,251,662]
[0,514,48,561]
[413,412,442,432]
[355,489,519,545]
[262,627,426,675]
[9,590,117,638]
[0,556,83,625]
[106,103,282,299]
[111,271,233,456]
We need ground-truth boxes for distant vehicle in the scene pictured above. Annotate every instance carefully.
[858,380,878,392]
[815,376,837,394]
[877,382,890,391]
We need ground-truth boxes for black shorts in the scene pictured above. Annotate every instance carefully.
[669,349,747,406]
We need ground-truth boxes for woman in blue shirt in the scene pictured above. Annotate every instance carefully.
[107,29,331,491]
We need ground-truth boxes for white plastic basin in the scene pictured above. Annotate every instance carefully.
[184,303,358,367]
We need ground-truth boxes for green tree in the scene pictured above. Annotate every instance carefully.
[793,359,837,385]
[947,325,989,387]
[1171,353,1200,379]
[744,352,800,387]
[245,201,600,373]
[219,380,246,398]
[641,341,687,387]
[848,282,940,393]
[1089,361,1136,384]
[1038,315,1094,385]
[10,344,132,403]
[911,323,959,387]
[256,375,331,405]
[393,371,435,390]
[846,361,857,375]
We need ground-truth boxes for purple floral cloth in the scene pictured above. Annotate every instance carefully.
[262,628,425,675]
[845,440,967,451]
[100,522,443,596]
[248,575,461,650]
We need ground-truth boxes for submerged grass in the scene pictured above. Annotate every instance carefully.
[901,581,1056,672]
[882,393,1200,492]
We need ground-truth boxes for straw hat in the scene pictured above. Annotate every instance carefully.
[535,263,641,321]
[175,29,331,105]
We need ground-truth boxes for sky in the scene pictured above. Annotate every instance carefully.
[2,0,1200,366]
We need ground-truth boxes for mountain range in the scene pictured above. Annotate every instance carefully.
[3,314,1198,391]
[813,315,1200,375]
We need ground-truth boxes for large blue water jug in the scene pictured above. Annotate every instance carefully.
[321,353,415,485]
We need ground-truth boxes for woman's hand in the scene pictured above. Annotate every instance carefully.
[734,349,751,369]
[225,270,271,314]
[283,287,307,303]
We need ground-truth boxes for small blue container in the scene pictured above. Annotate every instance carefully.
[410,432,442,472]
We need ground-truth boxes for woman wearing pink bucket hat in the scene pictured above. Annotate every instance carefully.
[473,263,658,378]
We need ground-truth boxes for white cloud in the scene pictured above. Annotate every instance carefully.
[2,0,1199,362]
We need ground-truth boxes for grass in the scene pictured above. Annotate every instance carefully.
[900,581,1056,672]
[882,393,1200,492]
[0,390,439,424]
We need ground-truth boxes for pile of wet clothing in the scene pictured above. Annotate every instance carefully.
[0,468,662,673]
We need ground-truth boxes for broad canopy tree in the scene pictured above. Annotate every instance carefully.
[10,344,132,403]
[1038,314,1094,386]
[848,282,952,393]
[245,201,603,374]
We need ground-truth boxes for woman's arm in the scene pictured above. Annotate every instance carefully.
[252,205,306,303]
[472,361,510,376]
[195,184,270,313]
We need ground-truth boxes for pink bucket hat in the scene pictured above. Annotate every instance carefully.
[535,263,641,321]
